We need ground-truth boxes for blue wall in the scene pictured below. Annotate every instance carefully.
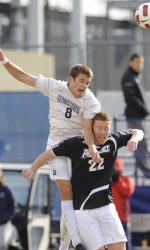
[0,92,49,163]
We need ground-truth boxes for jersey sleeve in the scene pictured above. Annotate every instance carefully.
[83,90,101,119]
[35,74,58,96]
[52,137,82,158]
[113,129,132,148]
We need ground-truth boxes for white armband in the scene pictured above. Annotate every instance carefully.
[1,58,9,65]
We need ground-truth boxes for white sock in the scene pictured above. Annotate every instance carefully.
[59,215,70,250]
[61,200,82,247]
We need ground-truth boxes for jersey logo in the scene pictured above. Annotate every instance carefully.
[81,145,110,160]
[81,149,91,159]
[99,145,110,153]
[57,94,81,114]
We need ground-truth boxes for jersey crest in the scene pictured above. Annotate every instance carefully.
[57,94,81,114]
[81,148,90,159]
[98,145,110,154]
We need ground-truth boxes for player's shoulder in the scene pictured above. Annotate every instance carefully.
[106,134,118,146]
[57,79,68,87]
[83,88,94,98]
[37,75,67,87]
[105,134,121,153]
[50,78,68,88]
[110,129,132,140]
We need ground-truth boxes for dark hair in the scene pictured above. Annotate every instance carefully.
[69,64,93,79]
[92,112,112,124]
[129,53,142,61]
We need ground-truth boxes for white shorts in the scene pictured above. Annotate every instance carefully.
[75,203,127,250]
[47,140,72,180]
[49,156,72,180]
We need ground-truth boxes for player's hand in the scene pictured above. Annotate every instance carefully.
[127,139,138,152]
[22,167,35,181]
[89,144,101,163]
[0,49,5,61]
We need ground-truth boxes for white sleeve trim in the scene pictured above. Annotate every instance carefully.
[80,184,109,210]
[108,136,117,156]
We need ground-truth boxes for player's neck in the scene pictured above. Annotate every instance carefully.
[68,82,74,96]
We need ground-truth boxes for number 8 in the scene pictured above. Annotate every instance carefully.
[65,108,72,118]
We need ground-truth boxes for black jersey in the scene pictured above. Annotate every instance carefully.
[121,67,149,118]
[53,129,132,210]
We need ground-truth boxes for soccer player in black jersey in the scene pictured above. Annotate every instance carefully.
[23,112,144,250]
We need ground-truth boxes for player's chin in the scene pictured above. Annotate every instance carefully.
[77,90,85,97]
[96,138,106,145]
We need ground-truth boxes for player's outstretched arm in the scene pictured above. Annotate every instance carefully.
[0,49,36,87]
[127,129,144,152]
[22,149,56,181]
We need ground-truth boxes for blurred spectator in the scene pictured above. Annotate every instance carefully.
[120,53,150,178]
[112,158,135,250]
[0,168,15,250]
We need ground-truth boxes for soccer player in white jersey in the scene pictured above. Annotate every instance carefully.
[0,49,101,250]
[23,112,144,250]
[23,112,143,250]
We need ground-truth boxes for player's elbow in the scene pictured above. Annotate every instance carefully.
[132,129,144,141]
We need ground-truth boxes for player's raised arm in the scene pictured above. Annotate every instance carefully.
[0,49,37,87]
[127,129,144,152]
[22,149,56,181]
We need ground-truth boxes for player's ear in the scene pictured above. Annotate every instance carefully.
[69,75,72,82]
[69,75,74,84]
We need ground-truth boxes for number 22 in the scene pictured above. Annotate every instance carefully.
[89,158,104,172]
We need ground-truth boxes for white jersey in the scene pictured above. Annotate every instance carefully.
[35,75,101,147]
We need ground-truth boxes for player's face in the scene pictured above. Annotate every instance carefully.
[69,74,91,98]
[129,57,144,73]
[93,120,111,145]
